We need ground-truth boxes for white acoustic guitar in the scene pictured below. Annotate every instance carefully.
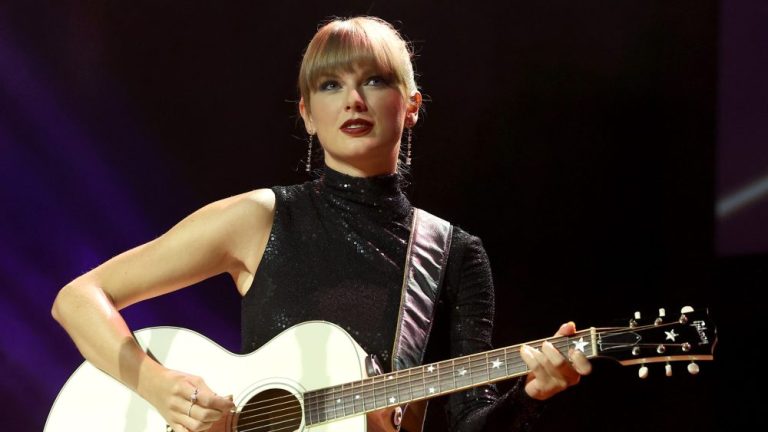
[44,307,716,432]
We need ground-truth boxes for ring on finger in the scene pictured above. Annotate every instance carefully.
[188,388,199,417]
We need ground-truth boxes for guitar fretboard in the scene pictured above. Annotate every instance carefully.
[303,331,596,425]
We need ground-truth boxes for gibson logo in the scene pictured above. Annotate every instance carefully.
[692,320,710,345]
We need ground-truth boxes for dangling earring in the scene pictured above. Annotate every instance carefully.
[305,133,314,173]
[405,127,413,165]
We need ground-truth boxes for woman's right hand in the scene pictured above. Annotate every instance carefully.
[149,369,236,432]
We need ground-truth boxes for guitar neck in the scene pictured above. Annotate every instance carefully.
[303,329,598,424]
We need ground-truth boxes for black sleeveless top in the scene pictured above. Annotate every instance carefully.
[241,166,541,431]
[241,166,411,366]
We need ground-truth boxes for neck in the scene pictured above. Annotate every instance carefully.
[323,151,399,178]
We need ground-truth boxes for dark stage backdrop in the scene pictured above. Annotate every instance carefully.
[1,1,763,431]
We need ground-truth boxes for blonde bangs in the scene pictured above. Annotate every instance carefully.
[299,17,415,108]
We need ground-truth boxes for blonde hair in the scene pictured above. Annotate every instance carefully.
[298,16,417,112]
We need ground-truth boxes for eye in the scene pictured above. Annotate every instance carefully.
[319,80,340,91]
[365,75,389,87]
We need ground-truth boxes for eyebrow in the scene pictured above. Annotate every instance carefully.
[316,72,340,81]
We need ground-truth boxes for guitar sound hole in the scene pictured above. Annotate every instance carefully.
[235,388,303,432]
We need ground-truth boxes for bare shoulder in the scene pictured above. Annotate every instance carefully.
[139,187,277,258]
[202,188,274,214]
[208,188,276,222]
[204,189,276,294]
[242,188,276,212]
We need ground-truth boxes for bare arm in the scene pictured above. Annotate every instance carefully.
[51,188,275,431]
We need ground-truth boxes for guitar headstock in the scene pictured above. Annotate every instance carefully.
[592,306,717,378]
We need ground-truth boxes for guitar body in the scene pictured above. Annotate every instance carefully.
[45,321,400,432]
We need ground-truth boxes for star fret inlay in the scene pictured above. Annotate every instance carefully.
[573,337,588,353]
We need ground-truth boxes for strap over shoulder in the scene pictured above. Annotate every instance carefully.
[391,208,453,371]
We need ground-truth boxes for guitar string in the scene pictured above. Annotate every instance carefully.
[234,322,685,423]
[232,323,693,429]
[236,354,693,430]
[237,418,301,432]
[235,402,301,423]
[233,324,643,415]
[233,346,553,431]
[237,410,303,432]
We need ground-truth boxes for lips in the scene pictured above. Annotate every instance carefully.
[340,118,373,136]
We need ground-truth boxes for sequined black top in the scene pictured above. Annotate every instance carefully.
[241,166,541,431]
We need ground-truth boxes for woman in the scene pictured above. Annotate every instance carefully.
[52,16,591,432]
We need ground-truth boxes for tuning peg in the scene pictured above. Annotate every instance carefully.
[665,362,672,377]
[630,311,641,328]
[638,365,649,379]
[687,361,700,375]
[655,308,665,325]
[679,305,694,324]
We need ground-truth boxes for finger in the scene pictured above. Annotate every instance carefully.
[204,393,236,413]
[539,341,578,387]
[521,344,557,382]
[172,380,201,413]
[178,401,214,432]
[569,349,593,376]
[195,388,235,413]
[541,341,567,369]
[520,344,557,400]
[179,414,208,432]
[542,341,580,384]
[189,385,234,424]
[188,403,225,424]
[554,321,576,337]
[194,382,222,406]
[520,344,543,374]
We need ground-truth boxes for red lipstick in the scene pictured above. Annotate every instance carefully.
[340,118,373,136]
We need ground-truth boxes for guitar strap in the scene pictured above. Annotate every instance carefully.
[391,208,453,371]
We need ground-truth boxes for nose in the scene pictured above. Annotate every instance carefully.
[345,88,368,112]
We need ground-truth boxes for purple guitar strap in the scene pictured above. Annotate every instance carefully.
[391,208,453,372]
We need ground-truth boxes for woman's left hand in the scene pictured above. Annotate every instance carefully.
[519,321,592,400]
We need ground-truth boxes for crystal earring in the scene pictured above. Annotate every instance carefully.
[405,127,413,165]
[305,133,314,173]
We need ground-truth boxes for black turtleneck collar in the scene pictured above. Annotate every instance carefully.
[316,165,411,221]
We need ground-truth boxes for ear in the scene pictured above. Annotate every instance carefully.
[405,91,422,128]
[299,97,314,134]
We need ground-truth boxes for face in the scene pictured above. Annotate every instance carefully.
[300,63,420,177]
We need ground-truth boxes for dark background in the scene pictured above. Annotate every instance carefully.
[1,1,765,430]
